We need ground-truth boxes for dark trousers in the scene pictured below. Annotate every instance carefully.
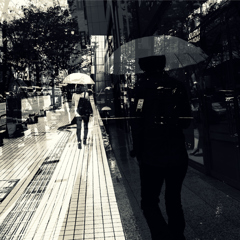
[140,162,188,240]
[76,116,89,142]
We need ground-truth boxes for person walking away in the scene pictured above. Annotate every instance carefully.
[130,55,191,240]
[72,84,93,147]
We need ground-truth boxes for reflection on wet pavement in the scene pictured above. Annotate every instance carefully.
[101,119,240,240]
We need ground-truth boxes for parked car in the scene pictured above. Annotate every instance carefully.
[42,88,51,96]
[32,86,43,96]
[19,86,35,97]
[19,87,30,98]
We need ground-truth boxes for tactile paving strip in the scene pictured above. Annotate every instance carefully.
[0,131,71,240]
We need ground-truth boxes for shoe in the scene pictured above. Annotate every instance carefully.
[190,148,199,155]
[78,141,82,149]
[83,139,87,145]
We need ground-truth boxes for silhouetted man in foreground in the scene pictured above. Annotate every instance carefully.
[131,55,191,240]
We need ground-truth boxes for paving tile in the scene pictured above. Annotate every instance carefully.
[67,216,76,222]
[75,218,85,224]
[114,225,124,232]
[113,222,124,228]
[115,236,126,240]
[63,229,75,235]
[103,236,115,240]
[104,231,115,238]
[74,228,84,235]
[73,234,84,240]
[66,221,75,227]
[84,233,94,239]
[95,232,105,238]
[84,228,94,234]
[62,235,74,240]
[85,219,94,225]
[94,220,104,226]
[94,227,104,233]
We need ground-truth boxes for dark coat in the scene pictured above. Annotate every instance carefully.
[130,71,191,167]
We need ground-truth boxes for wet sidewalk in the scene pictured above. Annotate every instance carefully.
[1,96,240,240]
[105,120,240,240]
[0,97,125,240]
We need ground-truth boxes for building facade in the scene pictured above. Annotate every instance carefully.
[78,0,240,190]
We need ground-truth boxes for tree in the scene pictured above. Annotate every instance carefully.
[3,5,90,90]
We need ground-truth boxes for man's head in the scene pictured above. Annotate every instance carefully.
[138,55,166,73]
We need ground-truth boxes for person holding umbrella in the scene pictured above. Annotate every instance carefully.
[60,73,95,148]
[131,55,191,240]
[72,84,93,146]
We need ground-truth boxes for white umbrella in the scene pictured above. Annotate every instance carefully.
[101,106,111,111]
[111,35,208,74]
[63,73,95,85]
[105,86,112,90]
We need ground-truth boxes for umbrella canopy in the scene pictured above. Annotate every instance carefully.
[101,106,111,111]
[104,86,112,90]
[63,73,95,85]
[110,35,207,74]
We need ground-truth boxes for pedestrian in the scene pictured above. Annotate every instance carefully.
[72,84,93,147]
[130,55,191,240]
